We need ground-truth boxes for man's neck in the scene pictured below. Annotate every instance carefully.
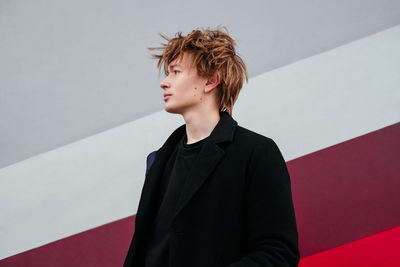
[182,110,220,144]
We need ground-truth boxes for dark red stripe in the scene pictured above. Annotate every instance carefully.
[299,226,400,266]
[1,122,399,266]
[0,215,136,267]
[288,122,400,257]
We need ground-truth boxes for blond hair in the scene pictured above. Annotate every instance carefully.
[148,26,248,116]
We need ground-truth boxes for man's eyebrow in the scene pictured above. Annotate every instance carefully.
[168,63,182,70]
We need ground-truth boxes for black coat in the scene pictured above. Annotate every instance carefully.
[124,111,299,267]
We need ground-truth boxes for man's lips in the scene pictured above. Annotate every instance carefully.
[164,94,171,101]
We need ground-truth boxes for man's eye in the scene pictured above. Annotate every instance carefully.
[174,70,180,74]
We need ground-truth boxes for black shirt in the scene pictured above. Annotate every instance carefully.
[144,133,208,267]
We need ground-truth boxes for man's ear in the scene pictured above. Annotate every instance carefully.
[204,71,220,93]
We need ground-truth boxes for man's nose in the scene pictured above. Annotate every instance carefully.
[160,78,170,90]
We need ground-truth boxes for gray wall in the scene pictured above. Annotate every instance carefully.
[1,0,400,168]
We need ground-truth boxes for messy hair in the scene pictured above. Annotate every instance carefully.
[148,26,248,116]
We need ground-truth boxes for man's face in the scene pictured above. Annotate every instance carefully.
[160,52,207,115]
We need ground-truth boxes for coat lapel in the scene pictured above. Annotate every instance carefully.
[134,111,238,240]
[170,140,224,225]
[133,123,185,241]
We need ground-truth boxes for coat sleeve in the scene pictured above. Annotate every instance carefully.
[123,149,158,267]
[145,150,157,175]
[226,139,300,267]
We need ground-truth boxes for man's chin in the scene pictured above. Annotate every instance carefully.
[164,105,181,115]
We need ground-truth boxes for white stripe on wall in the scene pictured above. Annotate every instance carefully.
[235,24,400,160]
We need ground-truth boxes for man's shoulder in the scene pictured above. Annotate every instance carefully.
[146,150,158,168]
[235,125,276,148]
[235,125,287,163]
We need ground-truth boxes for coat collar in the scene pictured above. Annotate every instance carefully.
[134,110,238,239]
[162,110,237,151]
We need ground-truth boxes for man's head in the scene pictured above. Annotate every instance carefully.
[149,26,248,116]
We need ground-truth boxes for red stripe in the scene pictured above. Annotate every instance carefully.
[1,122,399,266]
[0,215,136,267]
[299,225,400,267]
[288,122,400,257]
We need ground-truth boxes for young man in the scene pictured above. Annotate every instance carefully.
[124,27,300,267]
